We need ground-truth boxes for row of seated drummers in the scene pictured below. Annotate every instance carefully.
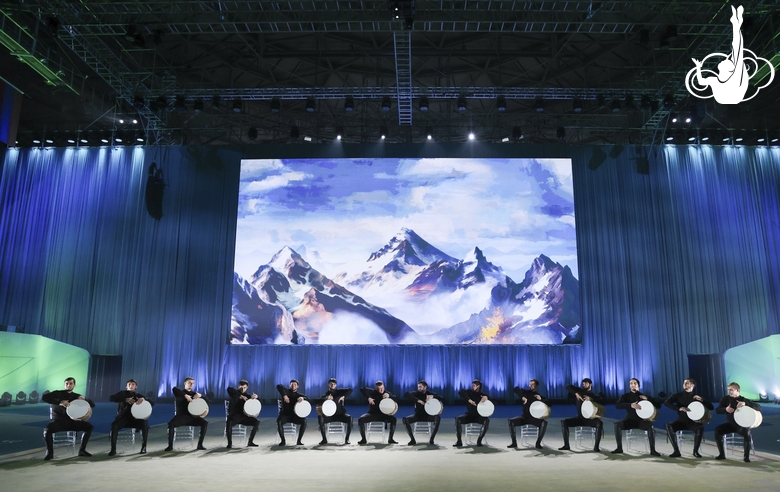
[41,376,761,462]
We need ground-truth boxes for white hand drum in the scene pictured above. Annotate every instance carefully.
[130,400,153,420]
[379,398,398,415]
[243,399,262,417]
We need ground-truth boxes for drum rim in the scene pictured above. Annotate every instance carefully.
[130,400,153,418]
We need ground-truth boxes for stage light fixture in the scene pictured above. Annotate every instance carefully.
[502,137,510,142]
[119,118,125,124]
[687,129,697,143]
[512,126,523,141]
[572,99,583,112]
[247,127,258,140]
[270,97,281,113]
[45,138,54,144]
[32,139,41,144]
[306,98,316,112]
[290,126,300,140]
[382,96,392,112]
[193,98,204,113]
[380,125,388,140]
[556,126,566,141]
[232,98,242,113]
[100,137,109,144]
[757,132,766,144]
[771,134,779,144]
[534,97,544,112]
[136,133,145,143]
[759,392,769,402]
[700,131,710,142]
[685,117,692,124]
[735,134,744,143]
[468,131,475,141]
[335,126,344,140]
[419,96,429,111]
[425,126,433,140]
[496,95,506,112]
[67,137,76,145]
[344,96,354,112]
[457,95,467,111]
[665,134,674,142]
[671,113,678,124]
[132,119,138,124]
[610,99,621,113]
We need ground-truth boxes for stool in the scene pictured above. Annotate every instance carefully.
[519,424,539,447]
[223,400,247,446]
[465,423,485,445]
[365,421,386,443]
[723,433,755,457]
[326,422,347,443]
[625,429,649,453]
[413,421,432,438]
[116,428,136,452]
[574,426,597,448]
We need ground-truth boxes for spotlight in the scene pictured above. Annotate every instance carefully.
[132,119,138,124]
[468,131,475,141]
[232,98,242,113]
[100,137,109,144]
[665,133,675,142]
[380,125,388,140]
[735,132,744,143]
[512,126,523,141]
[290,126,300,141]
[425,126,433,140]
[663,94,675,109]
[67,137,76,145]
[193,98,204,113]
[771,133,779,144]
[556,126,566,141]
[610,99,621,113]
[247,127,258,140]
[687,129,697,143]
[671,113,678,124]
[700,130,710,142]
[119,118,125,124]
[114,135,123,143]
[270,97,281,113]
[79,134,89,144]
[496,95,506,112]
[419,96,429,111]
[306,97,316,112]
[572,99,583,112]
[32,139,41,144]
[135,132,145,143]
[335,126,344,140]
[759,392,769,402]
[344,96,354,112]
[756,132,766,144]
[382,96,392,112]
[457,95,467,111]
[535,98,544,112]
[722,133,732,144]
[45,138,54,145]
[685,117,692,124]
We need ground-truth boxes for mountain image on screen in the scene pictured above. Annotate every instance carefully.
[231,228,580,345]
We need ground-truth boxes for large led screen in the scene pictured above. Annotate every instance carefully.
[232,158,580,345]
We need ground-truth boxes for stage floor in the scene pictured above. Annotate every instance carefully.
[2,404,779,491]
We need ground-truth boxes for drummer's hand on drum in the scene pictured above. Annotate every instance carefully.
[283,395,290,403]
[326,395,334,400]
[631,402,641,410]
[426,395,433,401]
[522,397,528,404]
[639,395,648,401]
[338,396,345,403]
[381,393,390,399]
[575,393,584,401]
[480,396,488,403]
[240,395,248,401]
[534,394,542,401]
[136,397,145,405]
[185,394,193,402]
[468,399,476,406]
[251,393,258,399]
[736,401,745,408]
[693,395,703,402]
[417,400,426,406]
[725,405,735,413]
[60,400,71,408]
[368,398,376,405]
[194,392,202,399]
[583,395,591,401]
[679,407,690,412]
[296,397,304,403]
[125,397,136,404]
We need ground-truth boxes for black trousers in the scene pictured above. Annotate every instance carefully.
[318,413,352,443]
[43,419,93,454]
[454,414,489,443]
[167,414,208,446]
[403,413,441,443]
[277,414,307,444]
[358,413,397,441]
[613,419,656,452]
[110,416,149,451]
[226,414,260,446]
[508,415,548,446]
[714,422,752,458]
[560,416,603,449]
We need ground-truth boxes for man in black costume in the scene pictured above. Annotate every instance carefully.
[403,380,444,445]
[558,378,605,452]
[611,378,661,456]
[276,379,309,445]
[663,377,713,458]
[108,379,153,455]
[714,382,761,462]
[508,379,550,449]
[226,379,260,448]
[317,378,353,445]
[453,379,490,447]
[164,377,209,451]
[42,377,95,460]
[357,381,400,445]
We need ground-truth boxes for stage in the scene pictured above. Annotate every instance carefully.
[2,404,778,491]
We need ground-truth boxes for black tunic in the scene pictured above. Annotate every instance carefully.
[456,389,490,424]
[109,390,152,430]
[42,390,95,433]
[664,391,713,430]
[277,384,309,425]
[510,387,550,427]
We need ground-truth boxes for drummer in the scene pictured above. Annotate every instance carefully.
[508,379,550,449]
[714,382,761,462]
[276,379,309,446]
[357,381,400,445]
[558,378,605,452]
[454,379,490,447]
[402,380,444,445]
[611,378,661,456]
[663,378,713,458]
[108,379,154,456]
[317,378,353,445]
[226,379,260,448]
[41,377,96,460]
[164,377,209,451]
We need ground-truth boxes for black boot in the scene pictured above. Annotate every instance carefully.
[453,419,463,447]
[109,425,118,456]
[507,422,518,448]
[387,423,398,444]
[140,426,148,453]
[715,432,726,459]
[357,422,367,445]
[78,430,92,457]
[594,421,603,452]
[611,422,623,453]
[648,428,660,456]
[344,417,353,444]
[164,426,174,451]
[403,417,416,445]
[277,420,286,446]
[296,420,307,445]
[430,416,441,445]
[43,428,54,460]
[536,420,548,449]
[196,422,208,450]
[247,424,259,446]
[558,420,570,450]
[743,431,751,462]
[319,416,328,445]
[476,419,489,447]
[692,428,703,457]
[666,424,681,457]
[226,423,233,448]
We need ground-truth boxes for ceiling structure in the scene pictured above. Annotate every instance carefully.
[2,0,779,146]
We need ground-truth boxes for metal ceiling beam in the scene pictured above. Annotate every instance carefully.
[394,31,413,125]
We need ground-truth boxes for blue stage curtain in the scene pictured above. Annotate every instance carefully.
[1,145,778,402]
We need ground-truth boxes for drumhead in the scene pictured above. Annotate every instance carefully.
[130,400,153,420]
[734,406,762,429]
[321,399,337,417]
[379,398,398,415]
[636,400,657,420]
[66,399,91,420]
[243,399,262,417]
[188,399,209,418]
[424,398,444,416]
[581,400,596,418]
[477,400,495,417]
[529,401,550,419]
[687,401,706,421]
[295,400,312,418]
